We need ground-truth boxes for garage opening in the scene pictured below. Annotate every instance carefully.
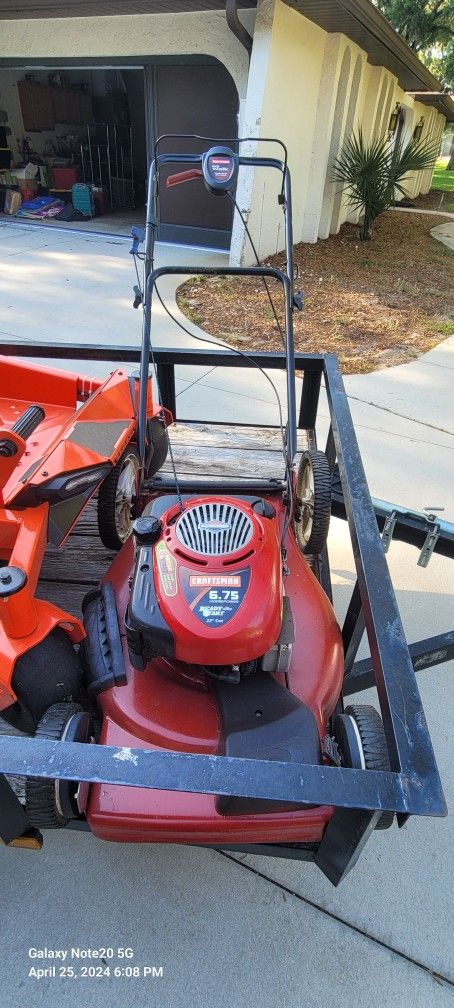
[0,59,238,249]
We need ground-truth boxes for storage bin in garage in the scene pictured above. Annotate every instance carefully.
[71,183,94,218]
[52,166,80,188]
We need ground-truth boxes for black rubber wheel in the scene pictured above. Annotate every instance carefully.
[146,416,169,476]
[334,704,394,830]
[25,702,87,829]
[295,449,331,555]
[12,628,82,732]
[97,446,140,550]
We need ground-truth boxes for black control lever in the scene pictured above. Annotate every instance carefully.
[133,285,143,309]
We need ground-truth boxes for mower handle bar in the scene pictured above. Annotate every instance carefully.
[147,155,291,276]
[166,168,203,188]
[141,151,296,480]
[137,264,297,473]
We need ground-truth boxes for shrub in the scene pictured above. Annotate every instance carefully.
[331,130,439,239]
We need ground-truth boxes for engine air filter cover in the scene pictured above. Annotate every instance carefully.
[176,501,253,557]
[128,494,283,667]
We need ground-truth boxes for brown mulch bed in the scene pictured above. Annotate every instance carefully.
[406,189,454,213]
[176,211,454,374]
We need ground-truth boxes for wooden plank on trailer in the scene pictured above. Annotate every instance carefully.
[40,539,114,584]
[161,447,288,479]
[167,423,309,451]
[36,581,90,619]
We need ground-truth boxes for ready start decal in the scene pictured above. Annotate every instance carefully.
[180,569,251,628]
[155,541,178,597]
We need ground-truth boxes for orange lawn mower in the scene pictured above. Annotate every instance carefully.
[0,355,169,731]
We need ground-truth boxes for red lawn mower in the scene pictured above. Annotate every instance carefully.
[0,137,446,885]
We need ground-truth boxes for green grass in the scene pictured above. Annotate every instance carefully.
[431,158,454,194]
[432,320,454,336]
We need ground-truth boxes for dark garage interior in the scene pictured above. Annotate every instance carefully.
[0,59,238,248]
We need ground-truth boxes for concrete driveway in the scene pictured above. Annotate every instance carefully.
[0,221,453,1007]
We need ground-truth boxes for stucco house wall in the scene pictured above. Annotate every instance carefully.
[231,0,327,263]
[232,0,446,263]
[0,8,254,101]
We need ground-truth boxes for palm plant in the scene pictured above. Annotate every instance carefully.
[331,129,440,239]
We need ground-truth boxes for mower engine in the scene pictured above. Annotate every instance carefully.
[126,495,292,683]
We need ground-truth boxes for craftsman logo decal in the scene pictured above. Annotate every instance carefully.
[155,541,177,597]
[208,156,235,183]
[180,568,250,627]
[189,575,241,588]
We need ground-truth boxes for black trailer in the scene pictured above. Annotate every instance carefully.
[0,338,450,885]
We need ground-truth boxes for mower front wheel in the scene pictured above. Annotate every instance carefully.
[97,447,140,550]
[25,702,93,829]
[334,704,394,830]
[295,449,331,556]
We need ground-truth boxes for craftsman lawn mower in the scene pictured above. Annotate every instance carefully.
[0,137,446,885]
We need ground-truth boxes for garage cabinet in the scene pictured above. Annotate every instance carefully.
[17,79,93,130]
[17,80,54,131]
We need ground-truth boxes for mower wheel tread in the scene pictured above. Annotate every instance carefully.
[97,447,140,551]
[25,702,82,829]
[345,704,394,830]
[295,449,331,556]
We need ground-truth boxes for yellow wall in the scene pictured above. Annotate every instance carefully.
[232,2,327,262]
[0,69,25,161]
[233,0,446,260]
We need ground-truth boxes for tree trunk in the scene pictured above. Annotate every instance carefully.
[447,134,454,171]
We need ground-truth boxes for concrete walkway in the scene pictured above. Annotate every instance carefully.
[431,220,454,251]
[391,205,454,218]
[0,222,453,1007]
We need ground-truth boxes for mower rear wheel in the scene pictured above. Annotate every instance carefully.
[334,704,394,830]
[25,702,92,829]
[97,447,140,550]
[295,449,331,555]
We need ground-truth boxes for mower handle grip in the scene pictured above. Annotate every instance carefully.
[166,169,203,188]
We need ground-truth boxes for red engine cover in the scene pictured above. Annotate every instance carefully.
[154,496,283,666]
